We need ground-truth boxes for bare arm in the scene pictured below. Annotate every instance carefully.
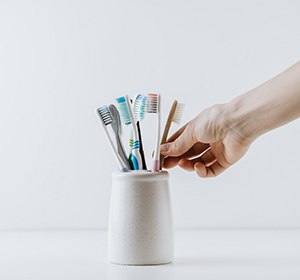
[161,62,300,178]
[228,61,300,142]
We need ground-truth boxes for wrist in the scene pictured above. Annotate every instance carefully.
[222,92,266,144]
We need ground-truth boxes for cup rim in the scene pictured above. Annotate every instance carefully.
[112,170,169,180]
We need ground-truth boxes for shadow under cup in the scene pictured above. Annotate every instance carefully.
[108,170,174,265]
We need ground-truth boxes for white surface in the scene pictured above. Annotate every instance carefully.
[0,229,299,280]
[1,0,300,229]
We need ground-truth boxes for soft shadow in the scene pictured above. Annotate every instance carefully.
[107,261,175,280]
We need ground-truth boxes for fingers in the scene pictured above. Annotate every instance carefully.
[177,149,216,171]
[178,158,203,171]
[163,143,210,169]
[177,149,229,178]
[194,161,226,178]
[166,122,190,143]
[161,125,197,157]
[197,149,216,166]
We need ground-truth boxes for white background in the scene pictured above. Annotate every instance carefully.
[0,0,300,230]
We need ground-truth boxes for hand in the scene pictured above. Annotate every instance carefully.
[160,104,251,178]
[161,62,300,178]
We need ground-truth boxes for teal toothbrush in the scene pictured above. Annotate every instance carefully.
[116,95,142,170]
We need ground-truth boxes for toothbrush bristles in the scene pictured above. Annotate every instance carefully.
[97,106,113,125]
[116,96,131,125]
[147,93,159,113]
[133,94,147,121]
[172,103,185,124]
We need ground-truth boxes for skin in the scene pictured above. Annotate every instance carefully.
[160,61,300,178]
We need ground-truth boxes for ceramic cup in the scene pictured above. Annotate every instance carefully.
[108,170,174,265]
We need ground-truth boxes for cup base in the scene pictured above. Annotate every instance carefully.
[110,260,173,266]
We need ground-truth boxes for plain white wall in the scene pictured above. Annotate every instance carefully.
[0,0,300,229]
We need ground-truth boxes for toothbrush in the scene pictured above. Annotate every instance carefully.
[128,131,134,170]
[108,104,131,170]
[116,95,142,170]
[133,94,147,170]
[160,100,184,169]
[128,99,134,170]
[96,106,129,172]
[147,93,161,172]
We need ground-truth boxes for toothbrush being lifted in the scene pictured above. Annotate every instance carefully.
[147,93,161,172]
[116,95,142,170]
[160,100,184,169]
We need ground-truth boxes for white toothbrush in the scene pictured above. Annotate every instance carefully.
[96,106,129,172]
[147,93,161,172]
[108,104,131,170]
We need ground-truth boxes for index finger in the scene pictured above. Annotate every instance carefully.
[166,121,190,143]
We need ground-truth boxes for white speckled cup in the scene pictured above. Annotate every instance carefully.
[108,170,174,265]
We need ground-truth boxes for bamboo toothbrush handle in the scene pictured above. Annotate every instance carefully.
[161,100,177,144]
[159,100,178,168]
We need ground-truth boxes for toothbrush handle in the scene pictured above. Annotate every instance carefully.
[130,140,142,170]
[152,160,160,172]
[115,134,131,170]
[154,110,161,160]
[130,153,139,170]
[129,129,133,154]
[152,109,161,172]
[137,121,147,170]
[125,95,143,170]
[102,126,129,172]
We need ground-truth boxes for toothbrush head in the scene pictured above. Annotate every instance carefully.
[133,94,147,121]
[147,93,160,113]
[97,106,113,126]
[172,102,185,124]
[108,104,122,134]
[116,96,131,125]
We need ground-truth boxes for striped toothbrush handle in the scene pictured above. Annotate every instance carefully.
[129,140,142,170]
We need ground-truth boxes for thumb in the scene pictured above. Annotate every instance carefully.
[160,126,196,157]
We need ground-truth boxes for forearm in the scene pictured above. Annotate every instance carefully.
[225,61,300,143]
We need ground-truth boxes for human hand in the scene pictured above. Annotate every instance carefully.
[161,62,300,178]
[160,104,251,178]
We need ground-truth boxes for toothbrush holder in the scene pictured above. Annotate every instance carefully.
[108,170,174,265]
